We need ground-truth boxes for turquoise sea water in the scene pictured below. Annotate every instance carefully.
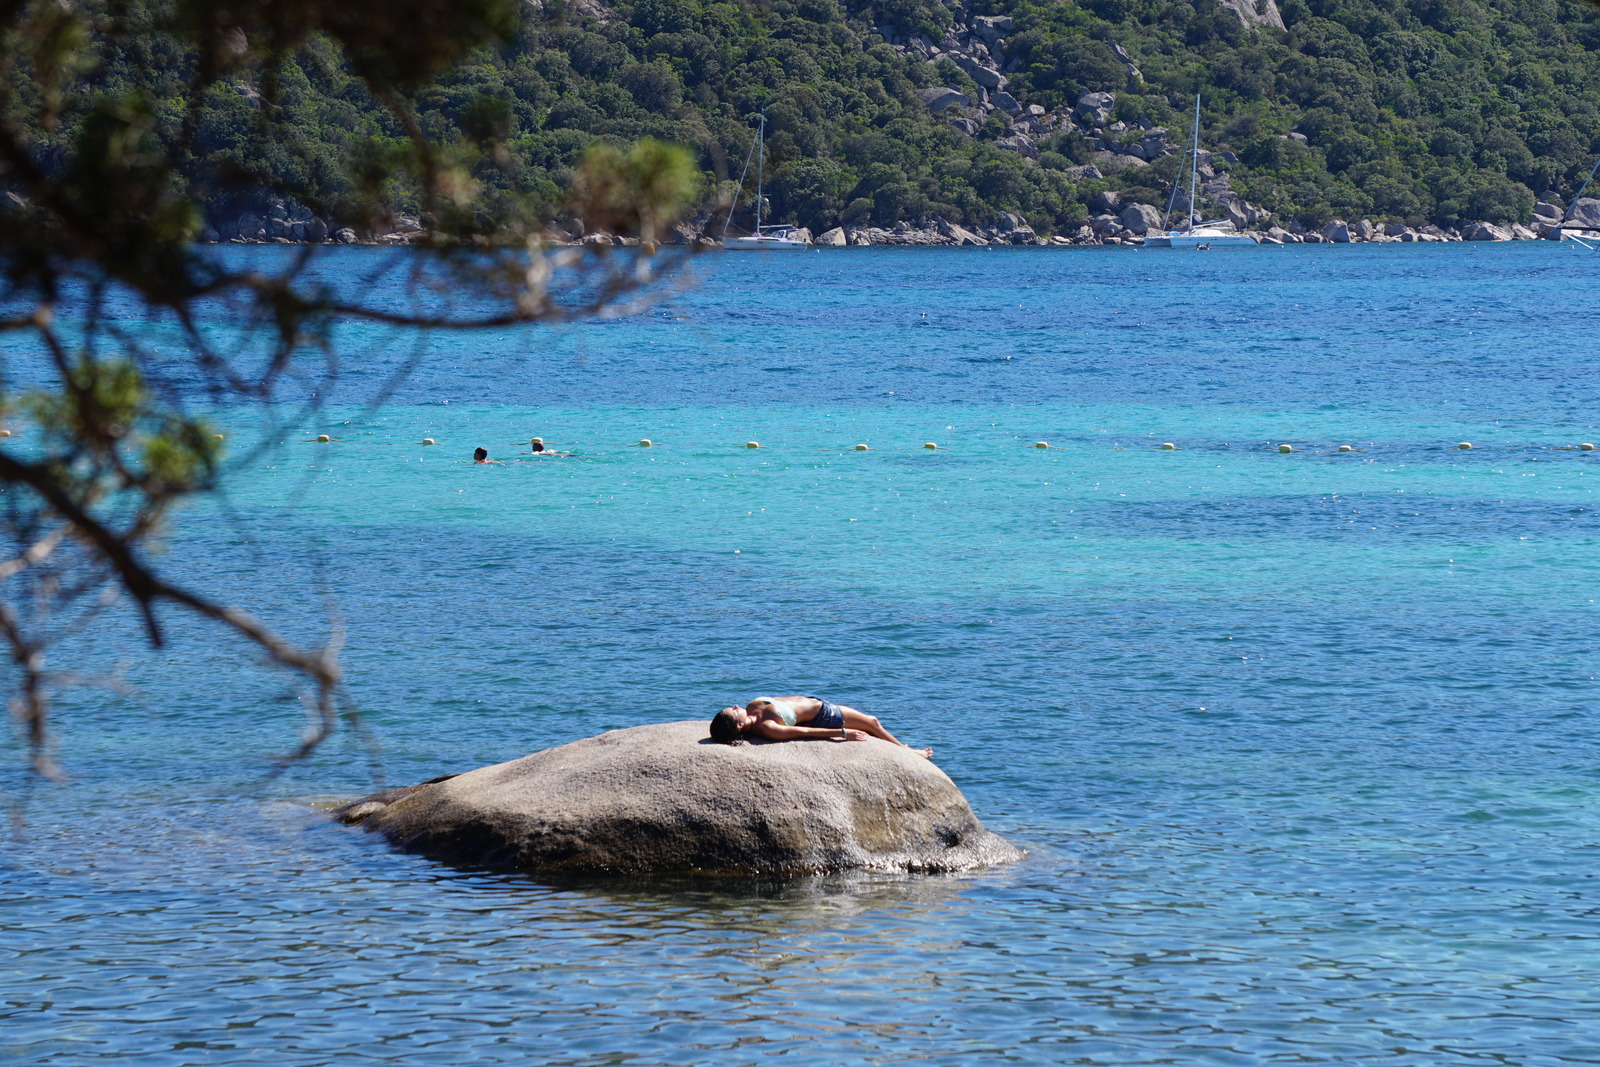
[4,244,1600,1065]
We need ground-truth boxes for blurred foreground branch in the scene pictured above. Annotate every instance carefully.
[0,0,701,776]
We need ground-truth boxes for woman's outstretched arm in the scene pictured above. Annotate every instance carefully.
[750,720,868,742]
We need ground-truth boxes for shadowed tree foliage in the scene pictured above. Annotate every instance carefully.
[19,0,1600,248]
[101,0,1600,234]
[0,0,698,778]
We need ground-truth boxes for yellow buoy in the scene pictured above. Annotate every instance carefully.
[1457,442,1473,450]
[923,442,938,450]
[746,441,760,449]
[531,437,544,446]
[316,434,331,443]
[212,433,225,441]
[1278,443,1295,453]
[1337,444,1354,452]
[1160,442,1177,450]
[0,429,14,438]
[422,438,436,446]
[1035,441,1049,449]
[1581,443,1595,451]
[639,439,653,447]
[854,443,869,451]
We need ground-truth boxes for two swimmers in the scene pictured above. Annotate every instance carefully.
[473,439,566,463]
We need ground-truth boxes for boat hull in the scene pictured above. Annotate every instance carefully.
[721,236,810,251]
[1143,232,1258,248]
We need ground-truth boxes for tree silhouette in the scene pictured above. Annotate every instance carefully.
[0,0,698,777]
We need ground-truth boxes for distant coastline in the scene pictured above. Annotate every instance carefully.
[202,206,1584,248]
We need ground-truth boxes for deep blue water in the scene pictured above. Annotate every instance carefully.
[4,243,1600,1065]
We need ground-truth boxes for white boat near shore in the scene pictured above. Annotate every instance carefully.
[721,112,810,251]
[1143,96,1257,249]
[722,226,810,251]
[1143,225,1257,249]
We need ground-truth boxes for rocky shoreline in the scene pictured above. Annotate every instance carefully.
[203,198,1591,249]
[792,204,1580,247]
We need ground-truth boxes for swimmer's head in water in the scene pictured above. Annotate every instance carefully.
[473,447,488,462]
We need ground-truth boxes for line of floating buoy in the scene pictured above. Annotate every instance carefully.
[295,435,1600,454]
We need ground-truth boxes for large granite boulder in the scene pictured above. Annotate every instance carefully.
[334,722,1023,876]
[971,14,1013,45]
[1119,202,1163,235]
[935,218,988,245]
[1076,91,1116,125]
[917,86,969,113]
[953,54,1006,90]
[1129,128,1169,161]
[1462,220,1512,241]
[990,90,1023,115]
[1565,198,1600,229]
[995,133,1038,158]
[1089,150,1147,174]
[1216,0,1285,30]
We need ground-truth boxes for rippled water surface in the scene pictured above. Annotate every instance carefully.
[5,244,1600,1065]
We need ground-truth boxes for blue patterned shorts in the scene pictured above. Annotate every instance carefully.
[807,697,846,731]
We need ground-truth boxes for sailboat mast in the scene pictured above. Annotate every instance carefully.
[1189,96,1200,231]
[756,110,765,234]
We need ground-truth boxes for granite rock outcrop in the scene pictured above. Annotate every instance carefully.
[334,721,1025,877]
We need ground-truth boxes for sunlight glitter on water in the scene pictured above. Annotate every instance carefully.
[5,244,1600,1065]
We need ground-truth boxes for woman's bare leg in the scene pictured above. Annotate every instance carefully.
[841,708,932,759]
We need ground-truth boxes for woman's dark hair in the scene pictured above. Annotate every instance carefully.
[709,708,745,744]
[474,447,488,461]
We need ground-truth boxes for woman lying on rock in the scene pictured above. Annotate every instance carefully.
[709,696,932,759]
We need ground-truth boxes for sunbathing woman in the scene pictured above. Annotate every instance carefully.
[709,696,932,759]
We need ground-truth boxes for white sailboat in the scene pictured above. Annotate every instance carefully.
[721,111,810,251]
[1144,96,1257,249]
[1555,153,1600,246]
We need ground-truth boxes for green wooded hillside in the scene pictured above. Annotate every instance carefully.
[41,0,1600,235]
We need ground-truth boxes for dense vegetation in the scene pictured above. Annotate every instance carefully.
[37,0,1600,235]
